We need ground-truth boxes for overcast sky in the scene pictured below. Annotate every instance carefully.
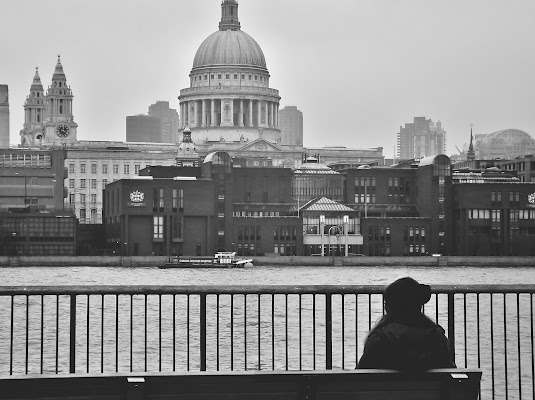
[2,0,534,158]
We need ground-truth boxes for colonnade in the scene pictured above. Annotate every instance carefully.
[180,98,279,130]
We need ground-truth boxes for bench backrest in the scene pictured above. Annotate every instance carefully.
[0,369,482,400]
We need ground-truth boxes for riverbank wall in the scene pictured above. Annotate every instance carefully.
[0,255,533,267]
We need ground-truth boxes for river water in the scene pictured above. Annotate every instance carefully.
[0,265,534,399]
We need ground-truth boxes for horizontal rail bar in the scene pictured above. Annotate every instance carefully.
[1,284,534,296]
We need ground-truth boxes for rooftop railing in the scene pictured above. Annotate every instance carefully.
[0,284,533,400]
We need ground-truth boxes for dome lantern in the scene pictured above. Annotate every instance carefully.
[219,0,240,31]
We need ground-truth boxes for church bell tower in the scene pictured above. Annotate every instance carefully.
[43,55,78,146]
[20,68,46,147]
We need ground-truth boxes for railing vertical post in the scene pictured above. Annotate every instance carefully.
[200,293,207,371]
[326,293,332,370]
[69,294,76,373]
[447,292,456,365]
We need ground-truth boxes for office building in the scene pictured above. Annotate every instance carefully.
[397,117,446,160]
[126,115,161,143]
[279,106,303,146]
[148,101,180,143]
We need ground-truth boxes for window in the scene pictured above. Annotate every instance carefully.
[69,179,75,189]
[172,216,182,239]
[102,179,108,187]
[69,164,75,174]
[80,194,86,204]
[91,179,97,189]
[211,74,214,79]
[234,74,238,79]
[218,74,221,79]
[80,209,86,221]
[124,165,130,175]
[249,75,252,80]
[91,164,97,174]
[102,164,108,174]
[80,179,86,189]
[91,194,97,205]
[134,164,141,174]
[241,74,245,79]
[80,164,86,174]
[254,75,258,80]
[113,164,119,174]
[153,216,164,239]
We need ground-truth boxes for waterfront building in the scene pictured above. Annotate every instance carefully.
[475,129,535,160]
[0,208,77,256]
[0,148,76,256]
[126,115,161,143]
[397,117,446,160]
[103,151,301,256]
[300,196,362,256]
[279,106,303,146]
[0,148,67,211]
[0,84,9,148]
[148,101,180,144]
[452,168,535,256]
[342,157,447,256]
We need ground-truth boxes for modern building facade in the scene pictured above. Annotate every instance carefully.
[475,129,535,160]
[126,115,161,143]
[0,84,9,148]
[397,117,446,160]
[279,106,303,146]
[0,148,76,256]
[452,168,535,256]
[0,148,67,211]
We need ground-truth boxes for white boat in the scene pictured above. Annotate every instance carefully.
[159,252,253,269]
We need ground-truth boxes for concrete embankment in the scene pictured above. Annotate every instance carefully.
[0,255,533,267]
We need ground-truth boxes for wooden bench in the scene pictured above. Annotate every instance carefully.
[0,369,482,400]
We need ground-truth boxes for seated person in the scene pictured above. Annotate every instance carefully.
[357,277,456,370]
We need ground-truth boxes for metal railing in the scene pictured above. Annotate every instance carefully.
[0,285,534,400]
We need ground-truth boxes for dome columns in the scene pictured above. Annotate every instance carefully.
[180,97,280,130]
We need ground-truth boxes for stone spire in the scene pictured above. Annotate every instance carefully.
[30,67,44,93]
[467,126,475,161]
[51,55,68,87]
[20,67,47,147]
[219,0,240,31]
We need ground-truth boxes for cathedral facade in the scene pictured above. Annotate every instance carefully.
[178,0,303,167]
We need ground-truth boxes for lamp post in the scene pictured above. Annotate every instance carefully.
[319,215,325,256]
[343,215,349,257]
[50,175,56,210]
[328,226,341,256]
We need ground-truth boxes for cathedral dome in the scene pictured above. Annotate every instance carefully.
[192,29,267,71]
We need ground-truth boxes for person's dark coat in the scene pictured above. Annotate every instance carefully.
[357,312,456,370]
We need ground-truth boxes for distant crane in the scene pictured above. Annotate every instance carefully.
[455,145,463,155]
